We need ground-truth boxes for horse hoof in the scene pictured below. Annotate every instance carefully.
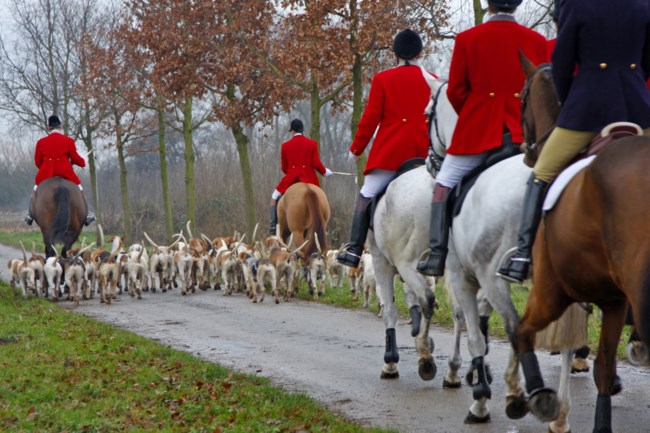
[380,370,399,380]
[418,357,437,381]
[380,363,399,380]
[442,378,461,389]
[275,299,279,304]
[464,411,490,424]
[505,393,529,419]
[529,388,560,422]
[626,341,649,366]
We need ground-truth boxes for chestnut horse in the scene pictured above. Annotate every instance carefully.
[277,182,330,261]
[33,176,87,258]
[504,59,650,433]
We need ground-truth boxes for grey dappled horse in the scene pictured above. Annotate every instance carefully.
[369,75,579,431]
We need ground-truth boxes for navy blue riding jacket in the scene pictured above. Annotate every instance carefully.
[553,0,650,131]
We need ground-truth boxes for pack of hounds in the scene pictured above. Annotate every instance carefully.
[6,221,383,312]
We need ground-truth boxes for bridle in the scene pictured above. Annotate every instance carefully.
[427,79,449,173]
[520,63,556,159]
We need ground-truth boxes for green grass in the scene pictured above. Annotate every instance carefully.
[0,228,106,254]
[0,283,396,433]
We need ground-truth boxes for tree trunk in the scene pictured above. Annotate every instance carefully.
[473,0,486,26]
[182,95,196,227]
[231,125,257,240]
[116,135,132,245]
[310,83,322,146]
[157,100,174,242]
[350,51,365,189]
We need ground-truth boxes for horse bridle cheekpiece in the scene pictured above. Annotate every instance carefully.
[521,63,555,162]
[426,80,449,174]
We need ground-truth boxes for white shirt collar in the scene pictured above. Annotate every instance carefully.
[49,129,63,135]
[398,58,421,67]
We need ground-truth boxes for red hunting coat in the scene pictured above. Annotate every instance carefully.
[349,64,433,174]
[446,15,549,155]
[34,130,85,186]
[275,134,326,194]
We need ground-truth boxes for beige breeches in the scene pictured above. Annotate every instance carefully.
[533,126,650,183]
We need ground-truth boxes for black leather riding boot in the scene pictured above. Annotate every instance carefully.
[337,194,371,268]
[497,175,548,283]
[269,204,278,235]
[417,185,451,277]
[24,190,35,225]
[81,191,95,226]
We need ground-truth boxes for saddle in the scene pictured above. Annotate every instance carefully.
[450,133,521,218]
[584,122,643,158]
[368,158,426,230]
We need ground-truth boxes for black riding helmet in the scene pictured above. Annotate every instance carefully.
[393,29,422,60]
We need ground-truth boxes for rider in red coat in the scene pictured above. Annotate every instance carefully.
[269,119,331,235]
[417,0,549,277]
[337,29,434,268]
[25,115,95,226]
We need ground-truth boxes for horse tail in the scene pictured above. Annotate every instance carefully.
[305,189,327,258]
[51,186,71,246]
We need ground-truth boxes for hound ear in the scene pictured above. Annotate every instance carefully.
[519,51,537,78]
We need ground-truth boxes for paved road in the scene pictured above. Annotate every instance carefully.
[1,243,649,433]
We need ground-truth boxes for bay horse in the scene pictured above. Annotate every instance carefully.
[33,176,87,258]
[371,72,586,431]
[277,182,330,262]
[504,58,650,433]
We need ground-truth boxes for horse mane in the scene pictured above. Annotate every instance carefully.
[535,67,561,125]
[304,188,327,259]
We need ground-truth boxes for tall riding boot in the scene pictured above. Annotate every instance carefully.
[24,190,35,225]
[269,203,278,235]
[416,184,451,277]
[336,194,371,268]
[497,175,548,283]
[80,191,96,226]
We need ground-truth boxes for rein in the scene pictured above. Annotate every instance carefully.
[521,63,555,158]
[427,80,449,173]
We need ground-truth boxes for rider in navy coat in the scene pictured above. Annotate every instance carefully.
[498,0,650,283]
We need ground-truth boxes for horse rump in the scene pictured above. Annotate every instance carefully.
[51,185,72,246]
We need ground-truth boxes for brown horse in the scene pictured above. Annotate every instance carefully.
[277,182,330,262]
[504,58,650,433]
[33,177,87,258]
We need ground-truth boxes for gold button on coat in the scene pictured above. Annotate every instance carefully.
[631,64,637,69]
[599,63,607,69]
[402,118,407,123]
[489,92,495,97]
[514,92,521,98]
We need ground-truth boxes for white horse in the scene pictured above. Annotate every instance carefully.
[369,74,583,432]
[368,77,460,381]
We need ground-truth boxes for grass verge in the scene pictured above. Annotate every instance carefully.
[0,283,395,433]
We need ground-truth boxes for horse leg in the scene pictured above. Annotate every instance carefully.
[515,292,569,423]
[548,349,574,433]
[400,270,437,381]
[592,301,626,433]
[369,244,399,379]
[442,279,464,389]
[448,272,491,423]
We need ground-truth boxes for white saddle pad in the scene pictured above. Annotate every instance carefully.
[543,155,596,211]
